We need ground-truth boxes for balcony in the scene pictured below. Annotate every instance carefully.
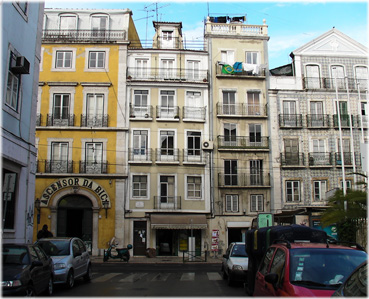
[156,106,180,120]
[357,115,368,129]
[279,114,303,128]
[334,152,361,167]
[155,148,180,163]
[333,114,355,128]
[127,67,208,83]
[205,18,268,37]
[215,63,266,78]
[128,148,153,163]
[81,115,108,127]
[154,196,181,210]
[183,149,206,164]
[303,77,368,91]
[306,114,330,128]
[129,105,154,119]
[79,161,107,174]
[47,114,75,127]
[216,103,267,117]
[218,173,270,188]
[39,160,74,174]
[280,153,305,167]
[42,29,127,43]
[183,107,206,121]
[217,136,269,150]
[308,153,333,167]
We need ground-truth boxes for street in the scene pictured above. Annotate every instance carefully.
[52,263,247,297]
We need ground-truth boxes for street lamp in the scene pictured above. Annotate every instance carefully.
[102,200,109,218]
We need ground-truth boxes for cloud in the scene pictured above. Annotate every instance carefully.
[269,31,319,54]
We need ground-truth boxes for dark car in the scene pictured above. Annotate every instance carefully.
[2,243,54,296]
[332,261,367,297]
[36,237,91,289]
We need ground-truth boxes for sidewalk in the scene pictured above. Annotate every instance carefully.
[90,255,223,264]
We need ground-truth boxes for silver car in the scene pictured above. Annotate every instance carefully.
[36,237,91,288]
[221,242,248,286]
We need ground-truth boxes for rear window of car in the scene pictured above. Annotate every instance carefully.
[2,246,29,265]
[289,248,367,286]
[37,240,70,256]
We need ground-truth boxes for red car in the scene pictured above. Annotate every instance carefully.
[253,241,367,297]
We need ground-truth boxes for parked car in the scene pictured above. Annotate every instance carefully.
[2,243,54,296]
[332,260,367,297]
[253,241,367,297]
[221,242,248,285]
[36,237,91,289]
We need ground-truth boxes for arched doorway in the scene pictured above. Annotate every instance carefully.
[57,195,93,251]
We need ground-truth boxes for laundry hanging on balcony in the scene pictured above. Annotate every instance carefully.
[233,62,243,73]
[222,64,234,74]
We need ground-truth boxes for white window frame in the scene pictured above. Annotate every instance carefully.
[186,175,203,200]
[133,90,149,117]
[59,14,77,30]
[81,138,107,163]
[135,58,149,78]
[225,194,239,212]
[157,173,177,208]
[132,174,148,199]
[131,173,150,200]
[251,194,264,212]
[313,180,327,202]
[354,65,368,90]
[186,130,202,160]
[286,180,301,203]
[85,48,110,72]
[245,51,259,64]
[220,50,234,65]
[48,86,76,117]
[51,47,77,72]
[82,86,108,120]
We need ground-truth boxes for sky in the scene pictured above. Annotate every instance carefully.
[44,0,368,69]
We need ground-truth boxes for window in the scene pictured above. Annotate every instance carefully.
[133,130,148,157]
[56,51,72,68]
[160,90,175,118]
[282,101,297,126]
[224,160,237,186]
[313,180,327,201]
[249,124,262,146]
[250,160,263,185]
[51,142,69,173]
[133,90,149,117]
[187,60,200,80]
[185,91,203,119]
[225,195,238,212]
[259,247,276,276]
[160,131,174,156]
[310,101,324,126]
[91,16,107,37]
[251,195,264,212]
[331,65,345,89]
[341,180,352,190]
[89,51,105,68]
[161,59,174,78]
[162,31,173,41]
[85,143,103,170]
[86,94,104,126]
[355,66,368,90]
[245,52,258,64]
[337,139,351,165]
[305,64,321,89]
[187,131,201,157]
[286,181,300,202]
[269,249,286,288]
[284,138,299,165]
[6,53,20,110]
[187,176,202,199]
[160,176,175,205]
[53,94,70,126]
[60,15,76,30]
[2,171,17,230]
[132,175,147,197]
[161,31,174,48]
[221,50,234,65]
[223,91,236,115]
[135,59,148,78]
[224,123,237,146]
[247,92,260,115]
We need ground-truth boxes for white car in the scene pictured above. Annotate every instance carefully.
[221,242,248,286]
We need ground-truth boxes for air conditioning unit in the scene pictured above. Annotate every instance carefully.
[202,141,214,150]
[11,56,30,74]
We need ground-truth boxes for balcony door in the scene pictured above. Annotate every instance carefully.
[85,143,103,174]
[283,101,297,126]
[160,176,175,209]
[133,90,149,117]
[224,160,237,186]
[250,160,263,185]
[223,91,236,115]
[224,123,237,146]
[161,59,174,79]
[284,139,299,165]
[86,94,104,127]
[311,139,325,165]
[53,94,70,126]
[305,65,321,89]
[187,60,200,80]
[133,130,148,160]
[331,65,345,89]
[310,101,324,127]
[249,124,262,147]
[186,91,202,119]
[187,131,201,162]
[160,90,175,118]
[160,131,175,161]
[161,31,174,49]
[91,16,107,38]
[51,142,69,173]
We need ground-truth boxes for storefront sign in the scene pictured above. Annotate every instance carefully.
[257,213,273,228]
[40,177,110,207]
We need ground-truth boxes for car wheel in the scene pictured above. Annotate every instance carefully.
[221,265,227,279]
[25,284,36,297]
[84,264,92,282]
[66,270,75,289]
[44,277,53,296]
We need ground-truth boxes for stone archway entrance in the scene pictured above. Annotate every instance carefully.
[57,195,93,252]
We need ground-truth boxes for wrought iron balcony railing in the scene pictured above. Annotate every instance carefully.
[216,103,267,117]
[127,67,208,82]
[183,107,206,121]
[47,114,75,127]
[308,153,333,166]
[218,173,270,187]
[333,114,355,128]
[128,148,153,162]
[280,153,305,166]
[42,29,127,43]
[79,161,108,174]
[156,106,180,120]
[306,114,330,128]
[303,77,368,91]
[217,136,269,149]
[279,114,303,128]
[155,148,180,162]
[357,115,368,128]
[129,105,154,119]
[42,160,74,173]
[334,152,361,166]
[183,149,206,163]
[154,196,181,210]
[80,115,108,127]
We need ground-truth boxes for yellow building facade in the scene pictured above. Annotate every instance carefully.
[34,8,140,255]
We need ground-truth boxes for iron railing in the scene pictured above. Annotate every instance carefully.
[303,77,368,91]
[306,114,330,128]
[154,196,181,210]
[79,161,108,174]
[155,148,180,162]
[128,148,153,162]
[218,173,270,187]
[183,251,208,263]
[280,153,305,166]
[47,114,75,127]
[43,160,74,173]
[127,67,208,82]
[80,115,108,127]
[217,136,269,149]
[129,105,154,119]
[216,103,267,117]
[183,149,206,163]
[42,29,127,43]
[156,106,180,120]
[279,114,303,128]
[308,153,333,166]
[183,107,206,121]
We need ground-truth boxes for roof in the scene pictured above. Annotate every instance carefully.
[275,242,363,251]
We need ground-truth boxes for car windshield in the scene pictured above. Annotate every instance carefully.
[2,246,30,265]
[231,244,247,257]
[290,248,367,289]
[37,240,70,256]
